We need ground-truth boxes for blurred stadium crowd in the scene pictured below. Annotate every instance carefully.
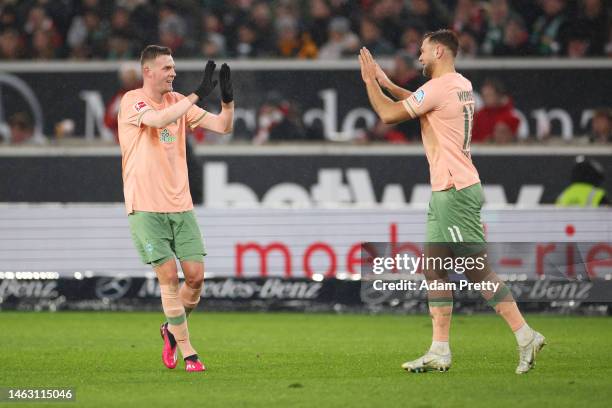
[0,0,610,146]
[0,0,610,60]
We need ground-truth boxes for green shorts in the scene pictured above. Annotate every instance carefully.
[128,210,206,266]
[426,183,486,256]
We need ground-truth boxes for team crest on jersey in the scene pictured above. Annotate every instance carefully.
[413,89,425,105]
[159,128,176,143]
[133,101,148,112]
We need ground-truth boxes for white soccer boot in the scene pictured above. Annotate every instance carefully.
[516,331,546,374]
[402,351,452,373]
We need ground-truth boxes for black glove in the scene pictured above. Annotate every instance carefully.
[219,63,233,103]
[194,60,217,101]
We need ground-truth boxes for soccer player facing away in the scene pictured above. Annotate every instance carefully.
[118,45,234,372]
[359,30,545,374]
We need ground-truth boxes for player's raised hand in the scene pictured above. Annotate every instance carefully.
[374,61,391,89]
[219,63,233,103]
[363,48,390,87]
[194,60,218,101]
[359,47,377,85]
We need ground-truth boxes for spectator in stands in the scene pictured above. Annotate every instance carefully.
[451,0,485,38]
[233,22,259,58]
[24,5,63,57]
[306,0,332,47]
[6,112,45,145]
[124,0,157,46]
[67,7,110,59]
[399,23,426,58]
[275,16,318,58]
[327,0,359,18]
[481,0,518,55]
[110,7,134,36]
[104,62,142,140]
[589,109,612,143]
[199,11,226,51]
[199,32,227,58]
[530,0,570,56]
[565,26,591,58]
[274,0,301,24]
[388,51,424,92]
[250,1,275,56]
[24,5,57,37]
[360,17,394,56]
[511,0,542,29]
[0,1,610,61]
[318,17,359,59]
[492,15,531,56]
[46,1,84,45]
[7,112,32,144]
[108,7,139,53]
[107,30,135,60]
[253,92,309,144]
[407,0,449,32]
[458,30,479,57]
[0,27,24,59]
[572,0,609,56]
[158,2,192,58]
[0,4,19,31]
[472,78,520,144]
[29,28,60,59]
[200,10,223,34]
[556,156,609,207]
[369,0,405,47]
[74,0,113,20]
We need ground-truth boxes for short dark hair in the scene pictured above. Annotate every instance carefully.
[140,45,172,66]
[423,29,459,57]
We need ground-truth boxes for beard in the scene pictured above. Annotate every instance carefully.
[161,82,173,94]
[422,63,433,78]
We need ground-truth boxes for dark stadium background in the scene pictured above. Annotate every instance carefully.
[0,1,611,407]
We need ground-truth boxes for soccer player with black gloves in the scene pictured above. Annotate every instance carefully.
[118,46,234,372]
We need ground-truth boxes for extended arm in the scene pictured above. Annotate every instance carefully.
[375,64,413,100]
[359,48,412,124]
[198,101,234,134]
[141,94,199,128]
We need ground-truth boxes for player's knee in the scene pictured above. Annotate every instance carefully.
[155,265,179,286]
[185,274,204,289]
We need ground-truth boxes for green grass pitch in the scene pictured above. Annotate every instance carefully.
[1,312,611,407]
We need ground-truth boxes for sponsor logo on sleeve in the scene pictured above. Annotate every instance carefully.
[134,101,148,112]
[413,89,425,106]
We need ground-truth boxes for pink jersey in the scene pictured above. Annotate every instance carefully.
[118,89,208,214]
[402,72,480,191]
